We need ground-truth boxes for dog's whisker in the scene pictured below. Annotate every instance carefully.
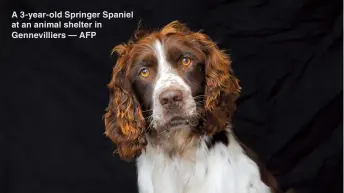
[193,95,205,98]
[142,109,153,113]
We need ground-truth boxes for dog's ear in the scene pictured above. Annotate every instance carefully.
[190,32,241,134]
[105,44,147,161]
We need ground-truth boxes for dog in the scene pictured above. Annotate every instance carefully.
[104,21,280,193]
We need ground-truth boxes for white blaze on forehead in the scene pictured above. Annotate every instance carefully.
[154,40,167,69]
[151,40,196,123]
[154,40,176,84]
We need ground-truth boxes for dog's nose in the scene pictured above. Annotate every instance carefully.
[159,89,183,106]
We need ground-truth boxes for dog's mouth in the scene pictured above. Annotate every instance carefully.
[167,116,188,127]
[153,113,200,133]
[151,115,200,137]
[165,116,199,128]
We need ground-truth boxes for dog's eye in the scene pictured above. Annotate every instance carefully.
[139,68,150,78]
[181,57,192,67]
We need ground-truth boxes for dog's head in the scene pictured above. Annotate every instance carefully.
[104,21,241,160]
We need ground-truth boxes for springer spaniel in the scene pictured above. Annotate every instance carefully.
[104,21,280,193]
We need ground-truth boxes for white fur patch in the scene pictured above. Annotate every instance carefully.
[136,127,272,193]
[151,40,196,124]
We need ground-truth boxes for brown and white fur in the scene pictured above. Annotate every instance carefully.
[104,21,279,193]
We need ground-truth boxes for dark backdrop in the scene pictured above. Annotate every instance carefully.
[3,0,343,193]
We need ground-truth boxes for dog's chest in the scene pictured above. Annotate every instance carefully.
[136,139,272,193]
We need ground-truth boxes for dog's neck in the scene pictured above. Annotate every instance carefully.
[137,126,274,193]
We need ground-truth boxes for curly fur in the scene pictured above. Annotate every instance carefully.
[104,21,241,160]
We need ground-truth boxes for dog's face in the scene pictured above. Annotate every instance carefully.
[105,21,241,160]
[130,37,206,134]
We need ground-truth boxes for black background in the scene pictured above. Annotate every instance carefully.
[3,0,343,193]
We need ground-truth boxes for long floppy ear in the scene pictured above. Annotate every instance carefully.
[104,44,147,161]
[190,32,241,134]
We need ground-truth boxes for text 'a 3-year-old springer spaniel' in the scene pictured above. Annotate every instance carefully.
[104,21,280,193]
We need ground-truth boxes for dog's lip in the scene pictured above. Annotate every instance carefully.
[167,116,188,127]
[170,116,185,122]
